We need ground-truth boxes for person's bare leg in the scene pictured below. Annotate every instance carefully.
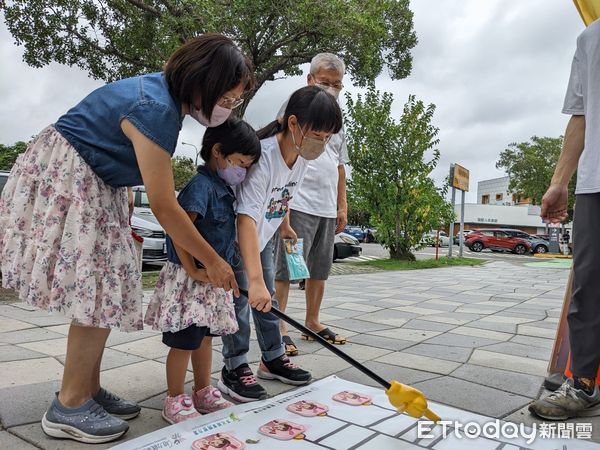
[58,324,111,407]
[304,279,326,332]
[274,280,291,336]
[90,345,106,397]
[191,337,213,390]
[305,279,345,343]
[166,348,192,396]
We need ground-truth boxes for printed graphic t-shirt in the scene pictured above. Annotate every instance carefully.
[236,135,309,251]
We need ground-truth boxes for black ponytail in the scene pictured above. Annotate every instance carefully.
[256,119,283,140]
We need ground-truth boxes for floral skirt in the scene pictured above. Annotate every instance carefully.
[144,262,239,336]
[0,126,143,331]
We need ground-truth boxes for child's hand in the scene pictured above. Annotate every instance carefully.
[206,256,240,297]
[248,284,272,312]
[191,268,210,283]
[279,223,297,243]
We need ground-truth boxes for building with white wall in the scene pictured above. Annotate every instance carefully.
[477,176,512,205]
[477,176,531,206]
[451,176,571,235]
[453,203,547,234]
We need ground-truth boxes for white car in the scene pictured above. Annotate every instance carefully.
[131,187,168,265]
[333,233,362,260]
[422,231,450,247]
[0,170,9,195]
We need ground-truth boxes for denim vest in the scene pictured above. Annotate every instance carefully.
[167,166,239,267]
[54,72,182,187]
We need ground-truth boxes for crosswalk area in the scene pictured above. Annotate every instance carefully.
[335,254,382,263]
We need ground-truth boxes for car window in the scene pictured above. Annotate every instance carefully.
[481,231,494,236]
[137,191,151,208]
[0,175,7,195]
[494,231,507,238]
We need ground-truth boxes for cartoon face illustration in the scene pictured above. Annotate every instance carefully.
[258,419,306,440]
[332,391,372,406]
[284,239,293,254]
[191,432,245,450]
[280,188,291,207]
[286,400,329,417]
[265,188,294,220]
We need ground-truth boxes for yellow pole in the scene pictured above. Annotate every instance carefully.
[573,0,600,25]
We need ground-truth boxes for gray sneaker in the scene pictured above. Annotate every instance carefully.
[529,379,600,420]
[42,396,129,443]
[94,387,141,420]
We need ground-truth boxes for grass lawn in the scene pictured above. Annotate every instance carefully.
[358,256,486,271]
[142,270,161,290]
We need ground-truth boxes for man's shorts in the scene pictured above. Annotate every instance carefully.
[274,209,336,281]
[162,325,216,351]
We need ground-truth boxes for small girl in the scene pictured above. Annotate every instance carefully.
[145,119,261,424]
[219,86,342,402]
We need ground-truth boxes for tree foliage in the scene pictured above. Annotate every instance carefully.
[345,89,454,260]
[346,184,371,228]
[0,141,27,170]
[2,0,417,115]
[171,155,196,191]
[496,136,575,219]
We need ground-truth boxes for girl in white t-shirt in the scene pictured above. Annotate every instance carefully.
[218,86,342,402]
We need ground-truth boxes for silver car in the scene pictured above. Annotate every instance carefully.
[131,187,168,265]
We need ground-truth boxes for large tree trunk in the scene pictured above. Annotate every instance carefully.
[390,246,415,261]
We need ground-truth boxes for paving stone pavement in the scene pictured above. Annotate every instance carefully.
[1,260,599,448]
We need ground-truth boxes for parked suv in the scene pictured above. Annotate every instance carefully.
[131,186,168,265]
[0,170,9,195]
[501,229,549,254]
[465,229,532,255]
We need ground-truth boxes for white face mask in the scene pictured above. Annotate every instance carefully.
[315,82,342,100]
[322,85,341,99]
[190,104,232,127]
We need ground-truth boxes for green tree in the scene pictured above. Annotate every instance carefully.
[171,156,196,191]
[2,1,416,115]
[346,184,371,228]
[496,136,575,219]
[345,90,454,260]
[0,141,27,170]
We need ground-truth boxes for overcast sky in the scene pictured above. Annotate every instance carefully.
[0,0,585,202]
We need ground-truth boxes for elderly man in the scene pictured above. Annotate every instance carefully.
[274,53,349,356]
[529,20,600,419]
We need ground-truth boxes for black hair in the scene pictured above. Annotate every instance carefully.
[200,118,261,164]
[164,33,255,121]
[256,85,342,139]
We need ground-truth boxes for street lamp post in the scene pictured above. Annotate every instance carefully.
[181,142,199,166]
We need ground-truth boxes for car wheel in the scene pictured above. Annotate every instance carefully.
[470,242,483,252]
[514,244,527,255]
[534,245,548,254]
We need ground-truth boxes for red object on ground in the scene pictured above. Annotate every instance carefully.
[564,353,600,385]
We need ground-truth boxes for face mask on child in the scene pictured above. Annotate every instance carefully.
[190,104,232,127]
[217,160,247,186]
[291,126,327,160]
